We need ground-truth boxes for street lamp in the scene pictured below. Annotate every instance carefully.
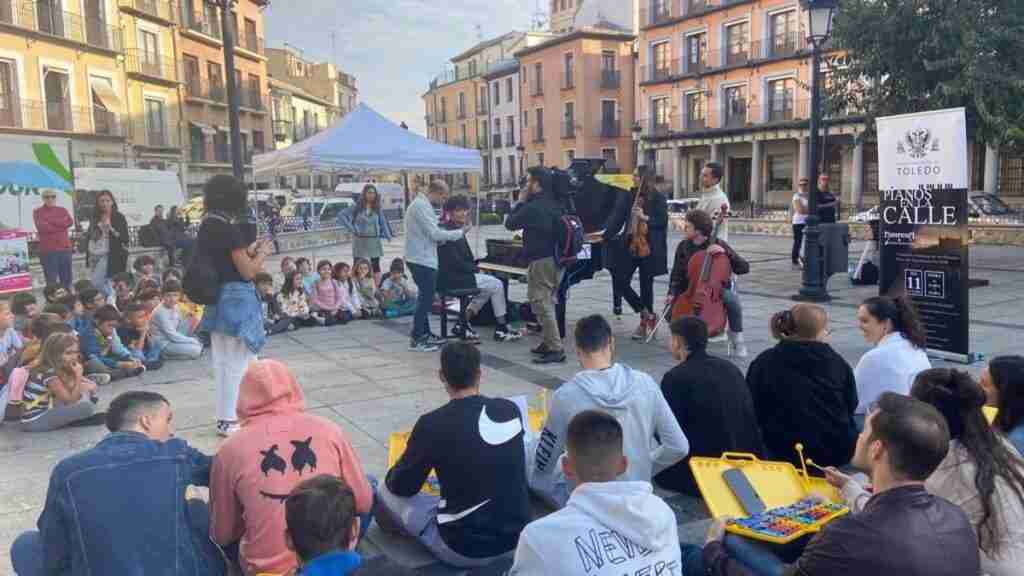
[632,122,643,170]
[795,0,838,303]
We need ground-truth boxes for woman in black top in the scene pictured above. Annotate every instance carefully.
[166,205,194,266]
[85,190,129,295]
[602,172,668,341]
[746,304,858,468]
[195,175,271,437]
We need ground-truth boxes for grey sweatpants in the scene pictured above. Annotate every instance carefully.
[527,257,562,351]
[20,397,96,433]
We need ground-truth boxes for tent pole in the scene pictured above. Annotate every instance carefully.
[475,176,481,256]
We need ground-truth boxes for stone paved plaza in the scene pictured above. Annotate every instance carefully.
[2,228,1023,573]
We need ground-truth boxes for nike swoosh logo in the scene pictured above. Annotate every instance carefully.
[478,405,523,446]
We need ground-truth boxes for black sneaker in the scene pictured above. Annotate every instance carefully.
[409,339,441,353]
[494,326,523,342]
[426,333,448,346]
[531,343,553,355]
[452,323,480,343]
[533,350,567,364]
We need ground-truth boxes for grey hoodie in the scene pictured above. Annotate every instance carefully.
[510,481,682,576]
[529,363,689,507]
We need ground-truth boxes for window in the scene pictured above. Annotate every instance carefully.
[494,117,501,147]
[563,101,574,138]
[602,50,616,72]
[724,85,746,127]
[601,100,617,137]
[506,77,513,101]
[686,34,706,74]
[43,67,70,131]
[0,59,18,127]
[495,156,503,184]
[492,82,500,106]
[602,148,618,166]
[469,60,477,77]
[138,29,160,76]
[90,76,119,135]
[208,62,223,100]
[533,63,543,95]
[535,108,544,141]
[442,126,448,144]
[190,125,205,162]
[508,155,516,184]
[522,109,528,128]
[652,97,670,134]
[768,78,795,121]
[480,85,488,111]
[726,22,750,66]
[460,123,467,147]
[244,18,258,51]
[652,42,670,80]
[563,52,574,89]
[440,96,447,122]
[506,115,514,146]
[771,11,797,57]
[768,155,794,191]
[247,74,260,109]
[253,129,264,153]
[183,55,200,96]
[143,98,164,145]
[537,152,545,167]
[458,92,466,117]
[302,110,311,138]
[685,92,705,129]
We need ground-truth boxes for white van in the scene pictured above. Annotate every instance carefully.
[334,182,405,210]
[283,197,355,226]
[75,168,186,228]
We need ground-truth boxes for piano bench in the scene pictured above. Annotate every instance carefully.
[438,288,482,339]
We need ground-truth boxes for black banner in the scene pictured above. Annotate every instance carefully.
[879,186,969,359]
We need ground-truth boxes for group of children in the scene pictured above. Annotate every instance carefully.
[0,259,206,432]
[257,255,419,335]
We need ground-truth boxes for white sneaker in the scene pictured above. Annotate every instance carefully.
[216,420,240,437]
[709,333,728,344]
[728,331,749,358]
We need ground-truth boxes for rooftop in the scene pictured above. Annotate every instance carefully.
[514,26,635,59]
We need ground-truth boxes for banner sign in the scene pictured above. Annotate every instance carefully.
[0,229,32,294]
[876,108,970,361]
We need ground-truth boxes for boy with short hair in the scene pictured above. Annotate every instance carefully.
[133,255,160,288]
[111,272,134,311]
[296,257,318,295]
[72,279,95,296]
[79,288,105,316]
[42,303,71,323]
[11,292,38,338]
[59,293,86,334]
[254,272,292,335]
[117,302,164,370]
[149,279,203,360]
[79,305,144,381]
[379,259,418,318]
[42,283,68,305]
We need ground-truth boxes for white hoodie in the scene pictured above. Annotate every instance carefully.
[510,481,682,576]
[529,363,690,507]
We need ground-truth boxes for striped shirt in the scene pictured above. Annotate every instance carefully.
[21,369,59,422]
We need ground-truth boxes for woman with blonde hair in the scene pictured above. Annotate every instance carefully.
[746,304,858,467]
[337,184,393,287]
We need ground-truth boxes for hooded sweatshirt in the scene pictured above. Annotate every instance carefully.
[210,360,372,576]
[530,363,689,508]
[510,481,682,576]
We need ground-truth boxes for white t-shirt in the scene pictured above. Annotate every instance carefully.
[792,193,809,225]
[853,332,931,414]
[696,184,731,242]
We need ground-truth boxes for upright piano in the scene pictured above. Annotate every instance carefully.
[478,158,624,336]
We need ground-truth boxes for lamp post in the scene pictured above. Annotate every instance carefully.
[206,0,245,180]
[632,121,643,171]
[795,0,837,303]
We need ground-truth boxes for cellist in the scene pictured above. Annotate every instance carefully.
[666,209,749,356]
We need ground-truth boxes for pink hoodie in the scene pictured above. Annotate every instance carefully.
[209,360,372,576]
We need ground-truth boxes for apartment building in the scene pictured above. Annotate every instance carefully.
[637,0,873,207]
[549,0,581,33]
[0,0,129,167]
[179,0,269,195]
[267,46,358,123]
[483,59,521,200]
[517,27,636,174]
[267,75,333,191]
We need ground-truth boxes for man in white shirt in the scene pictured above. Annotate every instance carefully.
[512,409,682,575]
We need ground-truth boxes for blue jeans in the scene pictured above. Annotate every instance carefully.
[40,250,72,289]
[408,262,437,342]
[11,499,225,576]
[680,543,705,576]
[721,533,807,576]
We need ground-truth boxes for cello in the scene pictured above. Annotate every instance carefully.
[628,173,651,259]
[671,205,731,337]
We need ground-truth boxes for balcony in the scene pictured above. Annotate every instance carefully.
[424,114,433,127]
[477,101,488,116]
[530,82,544,97]
[685,115,707,131]
[768,100,796,122]
[241,90,267,113]
[238,33,264,57]
[118,0,177,24]
[644,61,676,83]
[642,118,674,137]
[600,69,621,89]
[184,76,227,104]
[129,118,179,148]
[125,49,178,83]
[600,119,621,138]
[561,121,576,139]
[272,119,291,142]
[7,3,122,52]
[182,10,221,41]
[492,134,502,148]
[724,45,751,67]
[562,74,575,90]
[456,108,467,120]
[0,98,123,136]
[765,33,801,59]
[504,132,514,147]
[682,56,708,75]
[723,99,749,127]
[639,3,674,27]
[532,128,544,143]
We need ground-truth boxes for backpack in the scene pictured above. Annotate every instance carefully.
[553,212,585,268]
[183,214,229,305]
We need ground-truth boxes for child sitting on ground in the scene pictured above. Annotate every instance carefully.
[133,255,161,288]
[297,257,318,296]
[149,279,203,360]
[11,292,39,338]
[111,272,134,311]
[117,302,164,370]
[135,287,162,318]
[255,272,293,335]
[352,259,382,318]
[163,268,202,336]
[80,305,145,381]
[380,259,418,318]
[0,300,23,369]
[72,279,94,296]
[79,288,106,318]
[310,260,353,326]
[59,293,86,334]
[281,256,297,279]
[42,303,71,324]
[333,262,367,319]
[279,270,320,328]
[19,332,103,432]
[43,283,69,305]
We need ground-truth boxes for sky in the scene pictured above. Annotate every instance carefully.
[264,1,540,136]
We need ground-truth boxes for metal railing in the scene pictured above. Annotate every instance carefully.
[456,108,467,120]
[600,69,621,89]
[184,76,226,103]
[118,0,177,23]
[561,121,576,139]
[0,97,122,135]
[240,33,263,55]
[125,49,178,82]
[477,101,488,116]
[685,115,706,130]
[241,89,267,112]
[642,118,674,137]
[530,82,543,97]
[182,10,221,40]
[128,117,179,148]
[723,100,748,127]
[11,3,122,51]
[600,119,621,138]
[640,0,753,27]
[645,61,675,83]
[424,114,433,126]
[272,119,291,141]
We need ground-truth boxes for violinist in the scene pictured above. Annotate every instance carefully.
[666,209,749,356]
[602,167,668,342]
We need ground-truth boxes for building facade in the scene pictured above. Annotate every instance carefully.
[266,45,358,124]
[179,0,270,195]
[516,28,636,174]
[549,0,582,34]
[483,59,522,200]
[267,75,333,191]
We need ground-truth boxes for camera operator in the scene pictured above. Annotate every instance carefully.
[506,167,566,364]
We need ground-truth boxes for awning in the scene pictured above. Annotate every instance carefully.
[90,78,122,110]
[190,120,216,135]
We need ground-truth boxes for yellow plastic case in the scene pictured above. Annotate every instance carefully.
[689,452,848,544]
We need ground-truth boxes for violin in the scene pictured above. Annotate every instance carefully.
[628,174,651,259]
[671,204,730,337]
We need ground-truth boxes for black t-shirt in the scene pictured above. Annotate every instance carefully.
[385,395,531,558]
[197,216,246,284]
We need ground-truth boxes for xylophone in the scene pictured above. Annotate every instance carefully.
[725,498,849,544]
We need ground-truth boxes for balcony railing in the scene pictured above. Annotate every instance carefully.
[532,128,544,143]
[118,0,177,23]
[505,132,514,147]
[10,3,122,51]
[685,115,707,130]
[183,10,221,40]
[240,33,264,56]
[456,108,467,120]
[184,76,227,103]
[766,33,801,59]
[272,119,291,142]
[125,49,178,82]
[643,118,673,137]
[438,111,447,123]
[129,118,179,148]
[561,121,576,139]
[477,101,488,116]
[0,97,123,136]
[600,69,621,89]
[492,134,502,148]
[640,2,674,27]
[682,56,708,75]
[600,119,621,138]
[241,90,267,112]
[530,82,543,97]
[562,74,575,90]
[645,62,675,83]
[723,99,748,127]
[724,45,751,67]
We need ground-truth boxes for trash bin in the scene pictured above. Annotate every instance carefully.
[820,223,851,279]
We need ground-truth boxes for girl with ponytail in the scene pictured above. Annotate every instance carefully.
[980,355,1024,455]
[747,304,858,467]
[853,296,931,426]
[911,369,1024,575]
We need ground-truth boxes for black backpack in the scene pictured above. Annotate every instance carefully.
[553,212,585,268]
[183,214,229,305]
